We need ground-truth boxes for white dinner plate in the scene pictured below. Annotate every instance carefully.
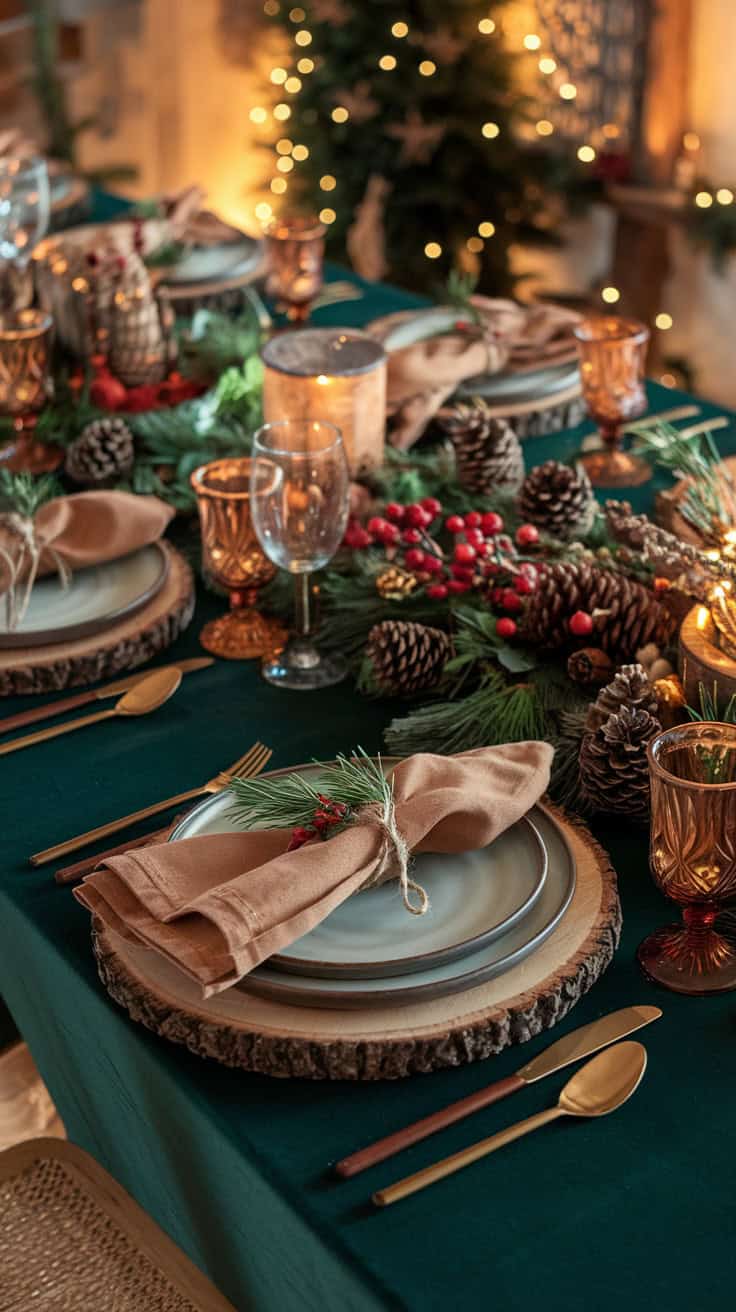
[0,543,168,648]
[161,236,262,285]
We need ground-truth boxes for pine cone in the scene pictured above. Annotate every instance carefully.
[585,663,659,732]
[437,400,524,495]
[521,561,677,662]
[579,704,661,820]
[566,647,615,687]
[517,460,596,541]
[64,417,135,487]
[366,620,451,697]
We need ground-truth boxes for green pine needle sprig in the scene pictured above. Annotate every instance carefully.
[0,470,62,518]
[227,749,390,832]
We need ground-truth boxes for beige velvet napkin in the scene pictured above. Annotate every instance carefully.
[75,744,554,997]
[35,491,174,576]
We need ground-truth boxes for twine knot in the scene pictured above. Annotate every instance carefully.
[0,510,70,631]
[359,795,429,916]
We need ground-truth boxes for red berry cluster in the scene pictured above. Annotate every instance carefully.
[286,795,349,852]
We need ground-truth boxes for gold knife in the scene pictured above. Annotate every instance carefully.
[334,1004,662,1178]
[0,658,214,736]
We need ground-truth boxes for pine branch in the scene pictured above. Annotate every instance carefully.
[0,470,62,518]
[227,749,389,831]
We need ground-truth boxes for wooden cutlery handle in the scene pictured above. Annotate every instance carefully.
[0,706,116,756]
[54,824,173,884]
[334,1072,526,1179]
[0,690,98,735]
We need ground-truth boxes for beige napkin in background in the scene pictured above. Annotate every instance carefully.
[75,744,554,997]
[35,492,174,576]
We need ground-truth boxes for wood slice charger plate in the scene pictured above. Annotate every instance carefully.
[92,803,622,1080]
[0,542,194,696]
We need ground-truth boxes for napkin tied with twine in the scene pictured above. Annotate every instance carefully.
[75,744,554,997]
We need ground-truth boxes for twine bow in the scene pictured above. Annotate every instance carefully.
[0,510,71,631]
[359,790,429,916]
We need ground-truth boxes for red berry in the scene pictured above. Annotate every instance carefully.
[445,514,465,534]
[519,562,538,583]
[495,617,517,639]
[474,540,489,557]
[464,528,485,547]
[367,516,386,535]
[354,528,374,548]
[448,579,472,594]
[420,496,442,520]
[386,502,405,522]
[516,523,540,548]
[569,610,594,637]
[377,522,400,545]
[402,527,422,545]
[423,554,444,574]
[496,535,514,554]
[451,562,476,581]
[453,542,477,564]
[404,547,426,571]
[482,511,504,535]
[501,589,523,613]
[426,583,448,600]
[405,503,431,528]
[490,586,506,606]
[464,511,483,528]
[513,573,536,595]
[483,561,501,577]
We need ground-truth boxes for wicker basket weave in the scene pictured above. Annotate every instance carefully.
[0,1138,235,1311]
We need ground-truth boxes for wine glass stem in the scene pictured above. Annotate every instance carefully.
[600,419,622,453]
[294,572,312,638]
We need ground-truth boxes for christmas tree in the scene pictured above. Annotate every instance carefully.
[262,0,592,292]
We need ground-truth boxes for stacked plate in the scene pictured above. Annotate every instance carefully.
[168,763,577,1011]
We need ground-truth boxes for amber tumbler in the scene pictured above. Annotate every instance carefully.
[638,722,736,994]
[574,315,650,488]
[191,458,287,660]
[264,215,326,322]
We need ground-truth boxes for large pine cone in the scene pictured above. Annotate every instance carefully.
[366,619,451,697]
[437,400,524,495]
[521,560,677,661]
[517,460,596,540]
[64,417,135,487]
[579,704,661,820]
[585,663,658,732]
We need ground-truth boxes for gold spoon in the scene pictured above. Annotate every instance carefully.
[373,1040,647,1208]
[0,666,182,756]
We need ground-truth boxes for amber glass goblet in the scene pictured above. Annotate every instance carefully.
[574,315,651,488]
[191,458,288,660]
[264,216,326,322]
[638,722,736,994]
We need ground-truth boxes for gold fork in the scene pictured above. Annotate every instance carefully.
[30,742,273,867]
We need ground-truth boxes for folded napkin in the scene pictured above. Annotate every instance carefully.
[75,744,553,997]
[35,491,174,576]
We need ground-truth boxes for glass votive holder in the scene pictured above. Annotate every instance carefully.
[0,308,53,417]
[574,315,650,488]
[264,215,326,320]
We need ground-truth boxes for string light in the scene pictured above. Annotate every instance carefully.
[392,20,408,37]
[319,207,336,224]
[276,137,293,154]
[601,286,620,304]
[660,373,677,387]
[419,60,436,76]
[292,143,308,160]
[538,57,556,74]
[536,119,554,136]
[683,131,701,151]
[478,221,495,237]
[424,242,442,259]
[255,201,273,221]
[274,103,291,120]
[577,145,596,163]
[332,106,349,122]
[602,123,620,139]
[523,33,541,50]
[655,312,673,330]
[249,107,268,124]
[466,236,484,252]
[271,177,288,193]
[320,174,337,190]
[297,57,314,73]
[289,6,305,19]
[284,76,302,92]
[379,54,397,70]
[270,67,288,84]
[277,156,294,172]
[482,122,500,138]
[559,83,577,99]
[263,0,279,13]
[695,191,713,208]
[478,17,495,33]
[294,28,312,45]
[717,188,734,205]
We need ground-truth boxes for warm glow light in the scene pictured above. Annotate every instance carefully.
[277,157,294,172]
[536,119,554,136]
[466,236,484,252]
[255,201,273,221]
[601,286,620,304]
[695,190,713,208]
[696,605,711,630]
[655,312,673,330]
[270,177,288,194]
[424,242,442,258]
[392,20,408,37]
[523,33,541,49]
[270,66,288,84]
[292,144,309,161]
[319,208,336,224]
[577,145,596,162]
[602,123,620,139]
[717,188,734,205]
[683,131,701,151]
[284,76,302,92]
[297,57,314,73]
[478,17,495,33]
[379,54,397,70]
[660,373,677,387]
[316,374,329,385]
[264,0,279,13]
[332,106,349,122]
[294,28,312,45]
[419,60,436,76]
[482,122,500,138]
[276,137,293,154]
[289,6,305,19]
[320,174,337,190]
[249,107,268,124]
[538,56,556,73]
[478,221,495,237]
[559,82,577,99]
[274,103,291,120]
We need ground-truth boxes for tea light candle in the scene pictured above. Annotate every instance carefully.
[261,328,387,475]
[0,308,53,416]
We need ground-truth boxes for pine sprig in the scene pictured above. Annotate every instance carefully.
[0,470,62,518]
[227,749,390,832]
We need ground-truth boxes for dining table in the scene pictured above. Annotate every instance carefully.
[1,220,735,1311]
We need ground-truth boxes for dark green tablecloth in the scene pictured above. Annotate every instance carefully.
[1,272,735,1312]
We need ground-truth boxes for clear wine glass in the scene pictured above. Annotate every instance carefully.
[250,419,350,689]
[0,157,50,310]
